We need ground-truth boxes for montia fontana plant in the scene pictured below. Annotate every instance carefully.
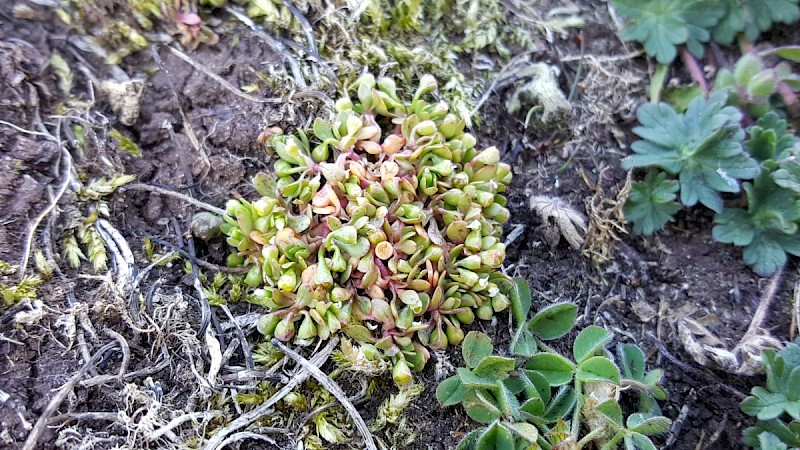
[220,74,516,387]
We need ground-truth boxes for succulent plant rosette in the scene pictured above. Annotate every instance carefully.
[221,74,515,387]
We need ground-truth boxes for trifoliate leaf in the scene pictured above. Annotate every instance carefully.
[624,170,681,235]
[613,0,724,64]
[622,93,758,213]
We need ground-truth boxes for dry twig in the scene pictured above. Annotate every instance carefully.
[271,338,377,450]
[203,338,338,450]
[120,183,226,215]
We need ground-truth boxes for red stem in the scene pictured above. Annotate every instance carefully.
[681,48,708,95]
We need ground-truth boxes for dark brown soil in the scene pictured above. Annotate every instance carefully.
[0,2,797,450]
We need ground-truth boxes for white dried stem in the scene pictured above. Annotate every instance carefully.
[94,219,135,295]
[19,145,73,280]
[202,338,338,450]
[271,338,378,450]
[120,183,226,215]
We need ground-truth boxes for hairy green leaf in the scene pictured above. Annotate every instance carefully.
[525,353,575,386]
[595,399,624,427]
[624,170,681,235]
[527,303,577,340]
[437,375,467,407]
[463,331,494,369]
[573,325,612,363]
[462,389,503,424]
[473,356,517,381]
[476,422,514,450]
[577,356,621,384]
[627,413,671,435]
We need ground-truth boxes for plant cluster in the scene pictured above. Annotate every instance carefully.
[62,175,136,272]
[622,92,800,275]
[0,261,43,308]
[714,53,800,118]
[740,339,800,449]
[221,74,515,387]
[612,0,800,64]
[436,282,670,450]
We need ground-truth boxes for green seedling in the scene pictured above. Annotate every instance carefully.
[611,0,724,64]
[713,113,800,276]
[622,92,758,213]
[712,0,800,44]
[714,53,800,118]
[623,170,681,235]
[741,339,800,449]
[437,281,670,450]
[222,74,516,387]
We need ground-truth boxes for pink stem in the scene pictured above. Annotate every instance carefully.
[681,48,709,94]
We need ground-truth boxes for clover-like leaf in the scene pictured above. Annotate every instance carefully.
[506,422,539,444]
[511,277,532,325]
[476,422,514,450]
[473,356,517,381]
[618,344,646,380]
[627,413,672,435]
[493,381,522,419]
[462,389,503,424]
[437,375,467,407]
[527,303,577,340]
[526,353,575,386]
[458,368,499,390]
[573,325,613,364]
[511,328,538,358]
[456,429,485,450]
[576,356,621,384]
[625,433,659,450]
[595,399,624,427]
[622,94,758,213]
[624,170,681,235]
[463,331,494,369]
[542,385,577,423]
